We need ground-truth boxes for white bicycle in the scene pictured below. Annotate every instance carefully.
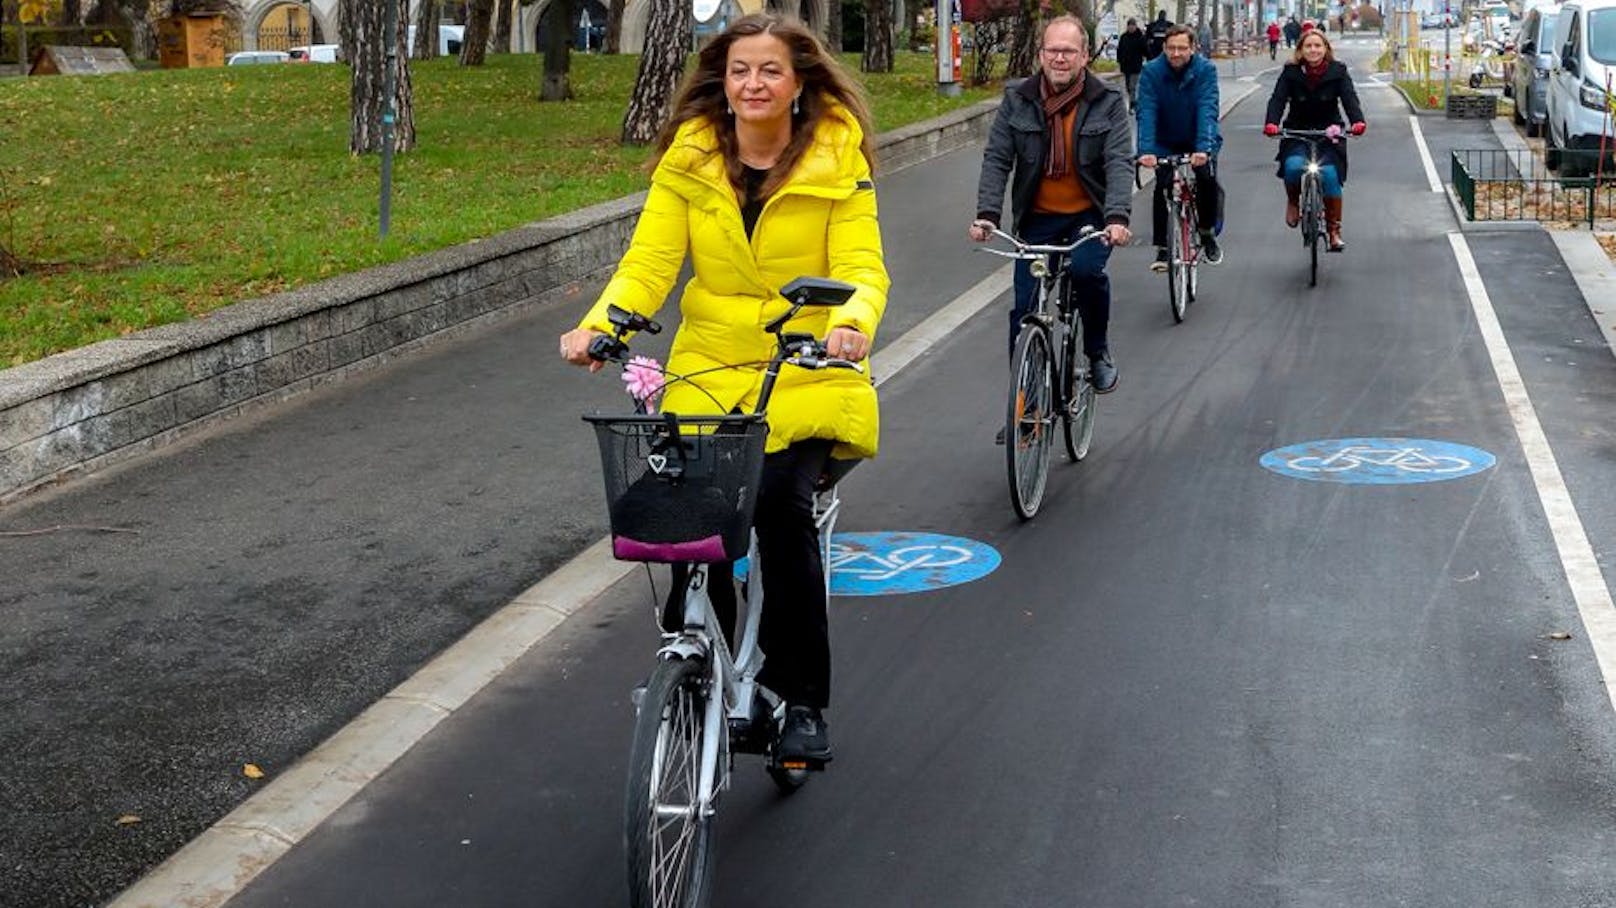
[582,277,861,908]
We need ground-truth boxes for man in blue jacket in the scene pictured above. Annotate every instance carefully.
[1136,25,1224,268]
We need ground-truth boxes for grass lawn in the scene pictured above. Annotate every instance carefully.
[0,51,1001,367]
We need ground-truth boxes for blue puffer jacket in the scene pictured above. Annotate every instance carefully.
[1135,53,1222,156]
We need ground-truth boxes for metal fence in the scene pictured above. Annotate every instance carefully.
[1451,149,1616,227]
[256,26,316,52]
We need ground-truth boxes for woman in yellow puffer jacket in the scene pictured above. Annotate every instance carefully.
[558,13,888,764]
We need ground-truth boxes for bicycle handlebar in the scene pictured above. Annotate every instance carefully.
[1275,128,1350,141]
[975,225,1108,261]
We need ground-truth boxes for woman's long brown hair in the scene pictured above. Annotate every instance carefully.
[652,13,877,197]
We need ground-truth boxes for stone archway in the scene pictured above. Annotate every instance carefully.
[241,0,333,50]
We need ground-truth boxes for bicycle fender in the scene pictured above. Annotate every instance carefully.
[658,637,709,662]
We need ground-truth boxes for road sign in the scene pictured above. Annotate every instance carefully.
[1259,437,1496,484]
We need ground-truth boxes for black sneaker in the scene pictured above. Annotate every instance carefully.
[776,705,832,764]
[1150,247,1169,272]
[1089,351,1118,394]
[1200,232,1222,265]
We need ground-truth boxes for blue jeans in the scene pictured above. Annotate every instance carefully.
[1282,153,1342,198]
[1009,209,1112,360]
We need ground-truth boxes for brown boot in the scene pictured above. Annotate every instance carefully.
[1324,197,1345,251]
[1285,184,1301,228]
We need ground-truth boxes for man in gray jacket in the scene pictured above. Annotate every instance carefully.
[968,15,1134,399]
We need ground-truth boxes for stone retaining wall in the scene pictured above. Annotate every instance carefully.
[0,98,1000,502]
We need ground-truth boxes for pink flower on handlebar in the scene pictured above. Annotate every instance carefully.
[622,356,665,409]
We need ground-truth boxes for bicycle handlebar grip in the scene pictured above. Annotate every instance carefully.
[587,334,627,362]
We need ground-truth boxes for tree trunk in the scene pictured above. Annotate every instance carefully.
[411,0,440,59]
[540,0,573,99]
[797,0,818,33]
[620,0,688,144]
[348,0,416,154]
[1005,0,1039,78]
[604,0,623,52]
[493,0,512,52]
[460,0,493,63]
[860,0,892,72]
[824,0,841,50]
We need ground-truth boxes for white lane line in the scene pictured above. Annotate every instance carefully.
[872,264,1013,386]
[1448,232,1616,716]
[1410,115,1445,193]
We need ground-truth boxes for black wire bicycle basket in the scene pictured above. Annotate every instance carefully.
[584,412,769,563]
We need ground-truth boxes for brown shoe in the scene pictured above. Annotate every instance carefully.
[1285,184,1301,229]
[1324,196,1345,251]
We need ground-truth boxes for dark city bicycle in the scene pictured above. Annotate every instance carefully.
[978,227,1108,520]
[1276,128,1347,287]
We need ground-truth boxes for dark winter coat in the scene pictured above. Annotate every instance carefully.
[1264,60,1365,182]
[1145,16,1173,58]
[975,74,1135,233]
[1117,29,1148,74]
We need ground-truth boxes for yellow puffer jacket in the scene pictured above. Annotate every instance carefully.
[578,102,889,459]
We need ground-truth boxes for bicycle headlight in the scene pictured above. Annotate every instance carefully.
[1306,162,1320,174]
[1030,258,1050,279]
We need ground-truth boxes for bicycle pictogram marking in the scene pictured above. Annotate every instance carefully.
[828,532,1001,596]
[1260,438,1496,485]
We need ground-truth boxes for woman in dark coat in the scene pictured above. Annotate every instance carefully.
[1262,30,1365,251]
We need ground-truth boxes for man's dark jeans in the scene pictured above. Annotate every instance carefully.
[1008,208,1112,360]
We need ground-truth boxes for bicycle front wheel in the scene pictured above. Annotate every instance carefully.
[1006,323,1055,519]
[1060,320,1096,462]
[1167,203,1189,323]
[625,656,716,908]
[1301,179,1322,288]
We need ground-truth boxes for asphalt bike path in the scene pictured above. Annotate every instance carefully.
[214,43,1616,908]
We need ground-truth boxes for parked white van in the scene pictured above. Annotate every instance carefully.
[406,24,465,56]
[1545,0,1616,177]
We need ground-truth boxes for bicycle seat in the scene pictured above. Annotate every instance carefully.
[814,457,859,493]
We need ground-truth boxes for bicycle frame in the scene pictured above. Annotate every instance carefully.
[657,478,842,812]
[978,226,1106,518]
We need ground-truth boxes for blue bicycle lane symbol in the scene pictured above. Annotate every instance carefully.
[1260,437,1496,485]
[827,532,1001,597]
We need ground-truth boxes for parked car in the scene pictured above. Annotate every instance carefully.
[1545,0,1616,177]
[1509,3,1561,135]
[226,50,289,65]
[288,44,342,63]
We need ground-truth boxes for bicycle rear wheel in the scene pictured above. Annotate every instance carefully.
[1006,323,1054,519]
[625,656,715,908]
[1060,315,1096,462]
[1167,202,1188,323]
